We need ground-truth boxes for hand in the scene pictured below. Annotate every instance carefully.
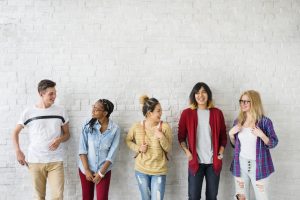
[16,149,28,166]
[217,153,223,160]
[154,128,164,139]
[229,125,241,137]
[185,150,193,161]
[251,126,264,138]
[139,143,148,153]
[49,137,62,151]
[85,169,94,182]
[93,173,102,184]
[236,177,245,188]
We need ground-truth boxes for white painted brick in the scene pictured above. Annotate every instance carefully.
[0,0,299,199]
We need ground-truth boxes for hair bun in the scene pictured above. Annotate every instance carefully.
[139,95,149,105]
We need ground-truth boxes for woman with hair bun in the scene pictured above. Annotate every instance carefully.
[78,99,120,200]
[126,95,173,200]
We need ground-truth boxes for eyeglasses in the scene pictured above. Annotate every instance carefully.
[92,105,104,112]
[239,100,251,105]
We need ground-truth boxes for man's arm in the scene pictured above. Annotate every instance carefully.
[12,124,27,166]
[49,122,70,151]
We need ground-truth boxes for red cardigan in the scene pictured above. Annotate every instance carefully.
[178,107,227,175]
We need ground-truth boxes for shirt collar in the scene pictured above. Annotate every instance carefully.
[95,119,113,130]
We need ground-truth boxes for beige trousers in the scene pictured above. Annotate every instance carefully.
[28,161,64,200]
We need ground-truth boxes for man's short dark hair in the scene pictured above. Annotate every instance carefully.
[38,79,56,93]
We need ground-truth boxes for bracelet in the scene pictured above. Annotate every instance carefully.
[98,171,104,178]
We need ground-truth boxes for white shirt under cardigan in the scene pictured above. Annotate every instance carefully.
[18,104,69,163]
[238,127,257,160]
[196,108,213,164]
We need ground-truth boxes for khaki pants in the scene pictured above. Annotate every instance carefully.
[28,162,64,200]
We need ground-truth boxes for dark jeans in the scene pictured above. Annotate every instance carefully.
[188,164,220,200]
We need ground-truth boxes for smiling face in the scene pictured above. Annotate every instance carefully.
[40,87,56,107]
[147,103,162,123]
[239,94,251,112]
[195,87,208,109]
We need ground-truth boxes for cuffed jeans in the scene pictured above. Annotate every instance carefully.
[188,164,220,200]
[135,171,166,200]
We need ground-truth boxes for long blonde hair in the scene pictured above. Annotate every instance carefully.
[237,90,265,125]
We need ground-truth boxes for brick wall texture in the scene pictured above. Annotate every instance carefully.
[0,0,299,199]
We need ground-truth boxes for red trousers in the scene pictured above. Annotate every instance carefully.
[79,169,111,200]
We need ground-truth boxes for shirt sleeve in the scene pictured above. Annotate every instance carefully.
[159,123,173,153]
[105,126,121,164]
[17,108,27,127]
[218,110,227,148]
[230,119,238,148]
[125,123,140,153]
[62,107,69,125]
[178,110,188,144]
[78,124,88,155]
[264,118,278,149]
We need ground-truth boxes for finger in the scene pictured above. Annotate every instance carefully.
[93,178,99,183]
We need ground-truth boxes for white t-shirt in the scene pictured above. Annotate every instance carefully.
[196,109,213,164]
[238,128,257,160]
[18,104,69,163]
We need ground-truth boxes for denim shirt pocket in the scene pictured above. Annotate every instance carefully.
[100,132,115,151]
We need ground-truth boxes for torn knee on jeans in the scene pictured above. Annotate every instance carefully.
[236,194,246,200]
[237,179,245,189]
[256,181,265,192]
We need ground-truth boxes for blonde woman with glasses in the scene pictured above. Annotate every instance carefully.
[229,90,278,200]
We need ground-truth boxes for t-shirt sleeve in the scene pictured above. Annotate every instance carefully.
[17,109,27,127]
[62,108,69,125]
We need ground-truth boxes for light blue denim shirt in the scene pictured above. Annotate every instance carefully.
[78,119,121,174]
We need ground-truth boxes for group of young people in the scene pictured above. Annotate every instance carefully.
[12,79,278,200]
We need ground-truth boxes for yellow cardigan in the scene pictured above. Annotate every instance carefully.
[125,121,173,175]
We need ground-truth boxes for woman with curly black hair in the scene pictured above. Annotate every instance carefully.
[78,99,120,200]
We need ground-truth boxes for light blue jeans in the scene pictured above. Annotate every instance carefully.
[135,171,166,200]
[234,156,268,200]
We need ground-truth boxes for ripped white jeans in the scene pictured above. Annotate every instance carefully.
[135,171,166,200]
[234,156,268,200]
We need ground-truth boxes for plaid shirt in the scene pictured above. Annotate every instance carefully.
[230,116,278,180]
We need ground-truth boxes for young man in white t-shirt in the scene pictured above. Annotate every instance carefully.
[12,79,70,200]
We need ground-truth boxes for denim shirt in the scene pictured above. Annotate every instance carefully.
[78,119,121,174]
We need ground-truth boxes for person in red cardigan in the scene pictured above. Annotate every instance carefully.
[178,82,227,200]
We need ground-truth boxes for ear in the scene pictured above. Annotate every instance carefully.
[146,111,152,118]
[104,111,108,117]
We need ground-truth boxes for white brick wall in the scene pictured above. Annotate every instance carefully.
[1,0,299,199]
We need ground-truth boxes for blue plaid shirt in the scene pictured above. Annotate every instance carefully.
[230,116,278,180]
